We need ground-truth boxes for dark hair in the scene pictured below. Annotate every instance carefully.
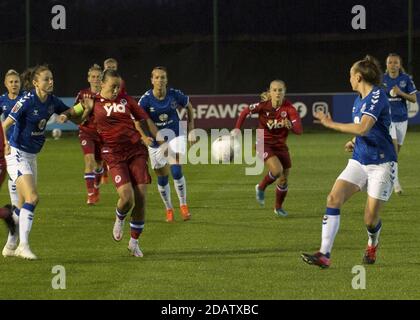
[101,69,121,82]
[151,66,168,78]
[353,55,383,86]
[20,65,51,91]
[386,53,406,74]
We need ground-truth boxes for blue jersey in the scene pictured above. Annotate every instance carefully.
[8,90,69,154]
[0,92,25,141]
[352,87,397,165]
[138,88,189,147]
[383,72,417,122]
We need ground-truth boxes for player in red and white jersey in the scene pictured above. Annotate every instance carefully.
[234,80,303,217]
[75,64,104,205]
[87,69,159,257]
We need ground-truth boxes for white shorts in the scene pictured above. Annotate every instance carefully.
[6,147,38,183]
[148,135,187,169]
[389,121,408,146]
[337,159,395,201]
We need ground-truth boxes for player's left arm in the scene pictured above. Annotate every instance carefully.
[286,106,303,135]
[393,76,417,103]
[315,111,375,136]
[186,101,196,145]
[57,98,93,124]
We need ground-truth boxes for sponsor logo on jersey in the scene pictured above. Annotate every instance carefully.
[266,119,283,130]
[159,113,169,122]
[104,103,126,116]
[33,109,39,116]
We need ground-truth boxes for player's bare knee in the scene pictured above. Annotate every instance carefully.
[26,192,39,205]
[278,176,288,187]
[326,193,342,208]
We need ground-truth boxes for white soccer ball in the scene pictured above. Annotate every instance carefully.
[52,128,62,140]
[211,135,233,163]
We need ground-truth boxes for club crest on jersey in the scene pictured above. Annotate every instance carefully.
[281,111,287,118]
[11,101,23,113]
[48,105,55,114]
[399,81,406,88]
[104,103,126,116]
[267,119,283,130]
[159,113,169,122]
[170,101,178,109]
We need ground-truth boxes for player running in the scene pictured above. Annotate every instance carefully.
[234,80,303,217]
[138,66,195,223]
[302,55,397,268]
[85,69,159,257]
[2,65,88,260]
[383,53,417,195]
[0,69,25,256]
[75,64,104,205]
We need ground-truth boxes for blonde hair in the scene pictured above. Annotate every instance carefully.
[88,64,102,76]
[260,79,287,102]
[104,58,117,66]
[386,53,406,74]
[4,69,20,80]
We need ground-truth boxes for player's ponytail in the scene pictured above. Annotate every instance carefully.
[354,55,383,87]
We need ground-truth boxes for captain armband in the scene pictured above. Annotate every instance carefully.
[73,103,85,116]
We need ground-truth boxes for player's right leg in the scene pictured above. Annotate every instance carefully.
[302,160,362,268]
[113,182,134,242]
[80,134,100,205]
[149,145,174,222]
[393,121,408,195]
[128,184,147,257]
[256,155,282,207]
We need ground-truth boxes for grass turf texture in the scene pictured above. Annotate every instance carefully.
[0,131,419,300]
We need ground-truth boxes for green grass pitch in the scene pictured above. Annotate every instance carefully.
[0,131,419,300]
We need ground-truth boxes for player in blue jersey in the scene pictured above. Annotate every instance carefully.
[383,53,417,194]
[302,56,397,268]
[1,65,89,260]
[138,66,195,222]
[0,70,25,257]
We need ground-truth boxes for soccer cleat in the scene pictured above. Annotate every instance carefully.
[128,239,144,257]
[393,182,403,195]
[87,192,99,205]
[2,242,18,258]
[255,184,265,206]
[180,205,191,221]
[301,252,331,269]
[363,244,378,265]
[166,208,175,223]
[14,244,37,260]
[113,217,125,242]
[274,208,288,217]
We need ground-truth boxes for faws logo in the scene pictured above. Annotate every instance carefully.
[104,103,126,116]
[266,119,283,130]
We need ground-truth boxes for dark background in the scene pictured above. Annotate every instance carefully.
[0,0,419,96]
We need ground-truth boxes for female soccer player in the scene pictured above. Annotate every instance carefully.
[138,67,195,223]
[75,64,104,205]
[234,80,303,217]
[383,53,417,194]
[84,69,159,257]
[302,55,397,268]
[2,65,87,260]
[0,69,25,256]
